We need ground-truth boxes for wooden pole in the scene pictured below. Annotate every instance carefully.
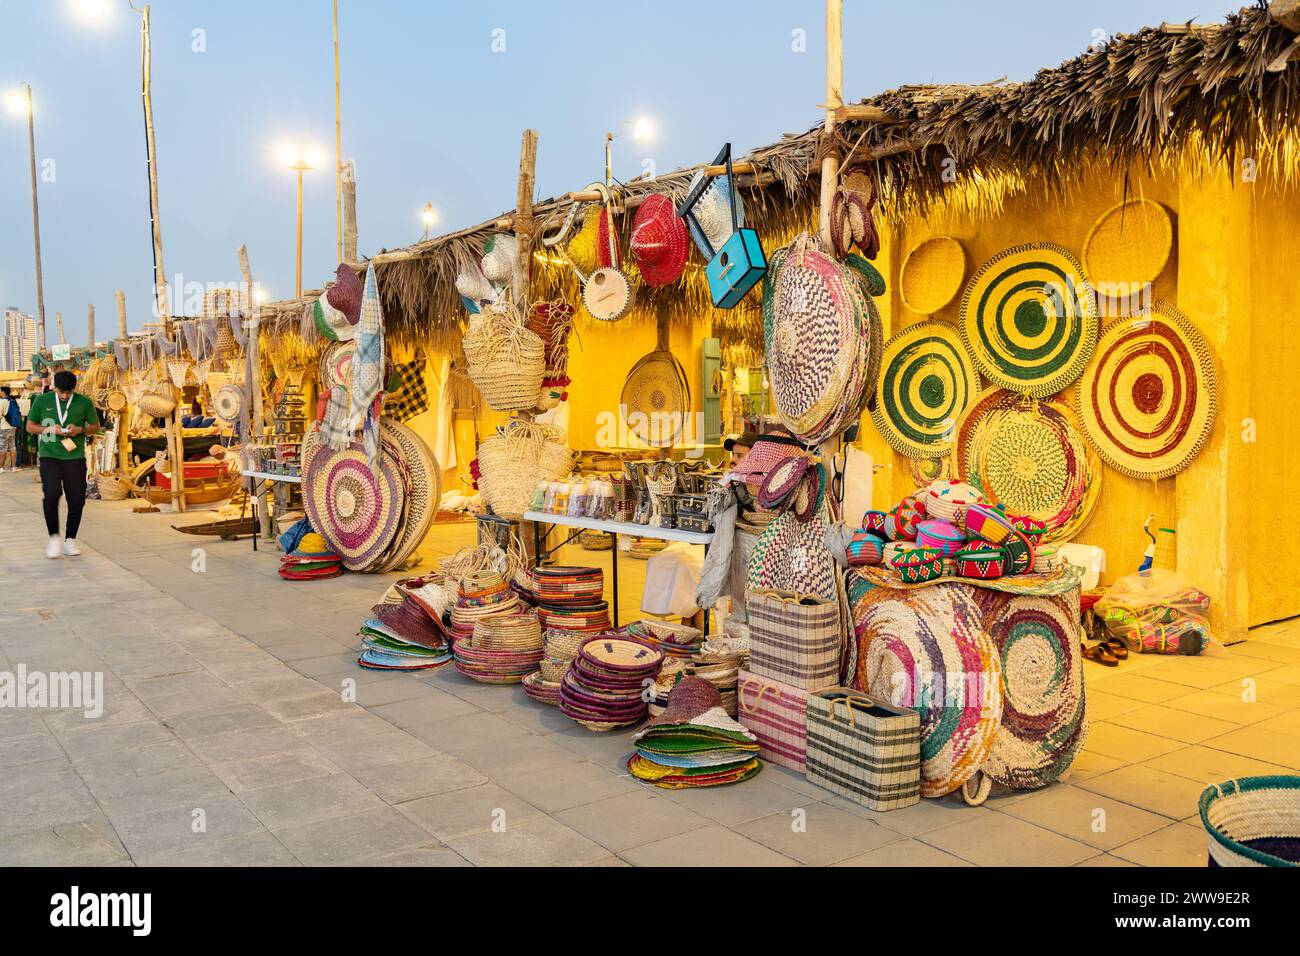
[513,129,539,306]
[818,0,844,252]
[342,160,358,263]
[140,4,184,511]
[239,244,272,540]
[334,0,343,264]
[293,161,306,298]
[23,84,47,354]
[55,311,65,345]
[87,304,95,350]
[115,290,129,474]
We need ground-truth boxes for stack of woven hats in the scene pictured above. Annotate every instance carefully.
[453,610,544,684]
[628,677,762,788]
[687,635,751,717]
[560,635,663,732]
[357,590,453,671]
[278,532,343,581]
[532,567,612,633]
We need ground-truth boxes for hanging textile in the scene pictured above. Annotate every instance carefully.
[114,340,127,369]
[349,263,385,467]
[181,320,205,360]
[432,353,457,471]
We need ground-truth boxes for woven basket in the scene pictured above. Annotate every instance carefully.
[580,529,614,550]
[473,612,543,651]
[1200,776,1300,867]
[96,473,133,501]
[463,306,545,411]
[137,383,178,419]
[544,628,587,660]
[540,656,571,683]
[476,420,572,519]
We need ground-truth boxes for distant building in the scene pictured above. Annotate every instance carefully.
[1,308,37,373]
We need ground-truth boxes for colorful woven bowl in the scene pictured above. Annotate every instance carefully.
[1000,531,1036,576]
[846,531,886,567]
[964,501,1017,544]
[861,509,889,535]
[891,547,944,583]
[915,519,965,556]
[1011,514,1047,538]
[954,547,1005,579]
[925,479,984,530]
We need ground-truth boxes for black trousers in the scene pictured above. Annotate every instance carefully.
[40,457,87,538]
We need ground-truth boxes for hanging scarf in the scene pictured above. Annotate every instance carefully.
[320,385,353,450]
[349,263,385,466]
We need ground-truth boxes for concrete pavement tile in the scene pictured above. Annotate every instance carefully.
[108,791,265,858]
[620,824,799,867]
[996,784,1171,850]
[0,820,130,866]
[183,725,314,764]
[660,773,814,826]
[210,749,340,793]
[274,807,440,865]
[398,783,544,841]
[163,704,283,740]
[736,802,904,865]
[833,838,975,866]
[920,809,1098,866]
[238,773,387,832]
[1111,821,1206,867]
[553,791,712,852]
[345,753,487,805]
[1074,763,1212,820]
[368,692,480,728]
[0,732,65,769]
[135,830,300,867]
[445,813,609,867]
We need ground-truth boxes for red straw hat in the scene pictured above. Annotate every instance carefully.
[326,263,363,325]
[630,194,689,287]
[726,431,807,484]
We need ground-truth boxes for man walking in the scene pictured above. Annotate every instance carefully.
[26,370,100,558]
[0,386,18,472]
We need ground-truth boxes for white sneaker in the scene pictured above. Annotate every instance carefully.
[63,539,82,557]
[46,535,61,559]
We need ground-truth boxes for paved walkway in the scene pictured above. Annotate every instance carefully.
[1,471,1297,866]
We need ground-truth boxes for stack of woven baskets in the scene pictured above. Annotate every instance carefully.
[453,609,544,684]
[475,419,573,519]
[686,635,751,717]
[625,619,704,658]
[560,635,664,732]
[448,571,522,642]
[523,628,585,706]
[532,566,612,633]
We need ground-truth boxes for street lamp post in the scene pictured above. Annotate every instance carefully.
[288,157,313,298]
[421,202,436,241]
[604,116,654,186]
[15,84,47,352]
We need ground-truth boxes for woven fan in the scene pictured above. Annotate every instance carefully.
[620,346,691,448]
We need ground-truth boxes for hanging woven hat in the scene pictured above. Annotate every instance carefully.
[900,236,966,315]
[955,387,1101,543]
[859,585,1003,797]
[1082,198,1173,293]
[725,430,807,485]
[871,320,979,459]
[480,233,519,286]
[959,243,1098,397]
[620,349,690,447]
[976,590,1088,789]
[327,263,363,325]
[757,454,810,510]
[566,206,604,275]
[213,383,245,425]
[314,295,356,343]
[1076,301,1218,480]
[629,194,689,287]
[302,439,406,572]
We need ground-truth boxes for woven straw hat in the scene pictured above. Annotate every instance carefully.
[326,263,363,325]
[630,194,689,287]
[480,233,519,285]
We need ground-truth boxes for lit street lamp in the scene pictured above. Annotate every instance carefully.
[278,146,321,298]
[605,116,654,185]
[5,84,47,352]
[420,202,438,241]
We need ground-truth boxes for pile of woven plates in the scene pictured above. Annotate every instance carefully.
[278,532,343,581]
[300,419,439,574]
[762,232,878,445]
[560,635,663,732]
[628,677,762,788]
[524,628,586,706]
[448,571,522,642]
[357,588,454,671]
[625,619,704,659]
[454,610,544,684]
[532,567,611,633]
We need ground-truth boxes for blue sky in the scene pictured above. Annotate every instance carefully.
[1,0,1232,343]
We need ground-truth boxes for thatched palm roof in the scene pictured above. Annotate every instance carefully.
[256,4,1298,350]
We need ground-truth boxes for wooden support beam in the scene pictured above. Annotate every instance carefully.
[114,291,129,476]
[87,304,94,350]
[342,160,358,263]
[239,244,272,541]
[830,104,898,125]
[818,0,844,252]
[513,129,538,306]
[115,290,127,338]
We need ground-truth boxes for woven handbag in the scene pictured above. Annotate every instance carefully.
[737,668,809,772]
[463,305,546,411]
[805,687,921,812]
[746,588,840,690]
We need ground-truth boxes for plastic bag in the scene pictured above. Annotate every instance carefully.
[1093,568,1224,656]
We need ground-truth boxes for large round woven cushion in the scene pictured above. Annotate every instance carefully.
[959,243,1098,398]
[955,387,1100,543]
[1076,301,1218,480]
[302,442,406,572]
[857,585,1002,797]
[872,321,979,459]
[374,420,440,572]
[974,590,1088,789]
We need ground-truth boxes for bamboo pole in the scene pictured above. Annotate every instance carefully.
[22,84,46,354]
[55,311,64,345]
[342,160,358,262]
[334,0,344,263]
[115,291,129,474]
[139,4,184,511]
[87,304,95,350]
[818,0,844,252]
[513,129,539,306]
[239,244,272,540]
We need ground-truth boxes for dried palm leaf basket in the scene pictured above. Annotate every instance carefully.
[463,305,545,412]
[1199,776,1300,867]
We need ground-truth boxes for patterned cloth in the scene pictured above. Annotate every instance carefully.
[349,264,385,467]
[384,360,430,422]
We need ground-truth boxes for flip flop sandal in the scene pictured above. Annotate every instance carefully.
[1081,641,1119,667]
[1102,637,1130,660]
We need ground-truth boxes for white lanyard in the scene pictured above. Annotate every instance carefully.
[53,394,71,429]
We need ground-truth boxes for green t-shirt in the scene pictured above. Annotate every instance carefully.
[27,392,99,460]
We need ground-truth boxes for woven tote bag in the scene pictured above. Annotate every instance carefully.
[746,589,840,690]
[463,306,545,411]
[805,687,921,812]
[737,668,809,772]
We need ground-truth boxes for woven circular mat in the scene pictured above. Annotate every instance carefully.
[303,442,405,572]
[764,241,859,438]
[859,585,1002,798]
[1076,301,1218,479]
[901,236,966,315]
[620,350,689,447]
[375,419,440,572]
[871,321,979,459]
[974,590,1088,790]
[1082,198,1173,290]
[959,243,1098,397]
[955,387,1100,543]
[908,454,954,487]
[213,383,245,424]
[320,341,356,392]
